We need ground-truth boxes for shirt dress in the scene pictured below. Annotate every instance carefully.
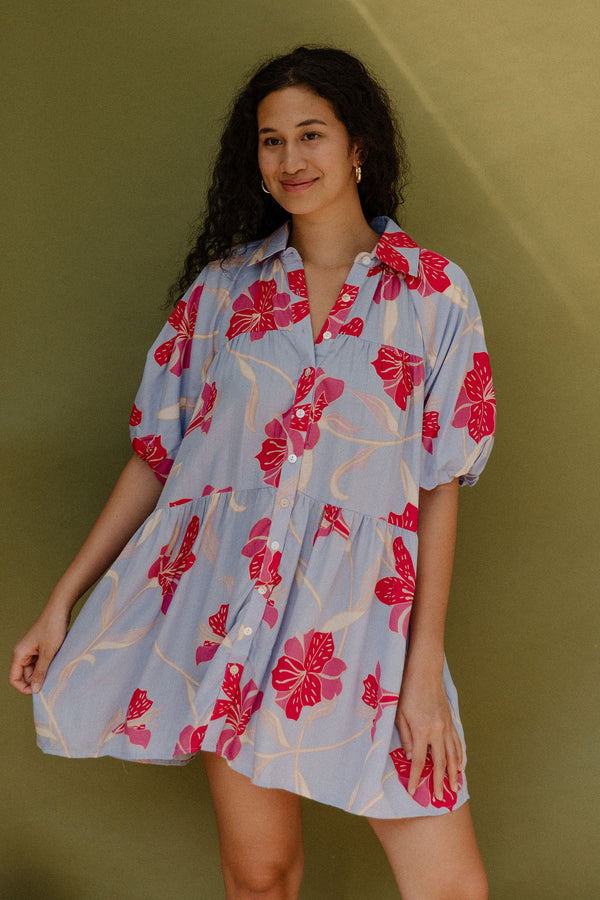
[33,217,496,819]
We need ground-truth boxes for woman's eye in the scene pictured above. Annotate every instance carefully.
[303,132,320,141]
[262,137,281,146]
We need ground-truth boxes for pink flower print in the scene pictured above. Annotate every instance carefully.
[305,368,345,449]
[226,279,292,341]
[129,403,142,427]
[422,410,440,455]
[405,250,451,298]
[173,724,207,757]
[288,269,308,298]
[215,678,264,761]
[371,346,424,411]
[211,663,243,721]
[132,434,174,484]
[154,285,201,376]
[451,352,496,443]
[387,503,419,533]
[362,662,399,740]
[339,317,364,337]
[241,518,282,592]
[255,418,288,488]
[196,603,229,664]
[201,485,233,496]
[184,381,218,438]
[112,688,156,750]
[374,536,415,636]
[313,504,351,544]
[374,232,417,275]
[389,747,463,811]
[368,263,404,303]
[147,515,199,614]
[272,630,347,721]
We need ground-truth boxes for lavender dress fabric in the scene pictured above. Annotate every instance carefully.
[34,217,495,818]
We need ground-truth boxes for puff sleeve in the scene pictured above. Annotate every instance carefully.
[419,265,496,490]
[129,273,218,483]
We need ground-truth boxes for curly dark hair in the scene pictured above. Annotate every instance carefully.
[169,45,409,304]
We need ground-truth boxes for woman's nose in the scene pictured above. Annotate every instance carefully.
[281,142,306,174]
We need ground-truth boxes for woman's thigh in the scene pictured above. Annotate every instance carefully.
[202,752,304,897]
[368,802,488,900]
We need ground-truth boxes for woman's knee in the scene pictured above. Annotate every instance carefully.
[222,845,304,896]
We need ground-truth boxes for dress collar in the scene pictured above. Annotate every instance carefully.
[248,216,421,277]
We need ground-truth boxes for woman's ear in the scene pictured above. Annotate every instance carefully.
[352,142,368,167]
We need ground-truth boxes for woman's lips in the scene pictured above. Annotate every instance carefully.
[280,178,317,193]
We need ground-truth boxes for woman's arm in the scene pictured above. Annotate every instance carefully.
[395,477,464,801]
[9,453,163,695]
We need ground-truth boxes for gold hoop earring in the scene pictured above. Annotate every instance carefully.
[261,180,271,194]
[355,165,362,184]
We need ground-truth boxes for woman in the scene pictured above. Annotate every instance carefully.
[11,46,495,898]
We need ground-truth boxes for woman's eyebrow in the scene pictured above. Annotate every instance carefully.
[258,118,328,134]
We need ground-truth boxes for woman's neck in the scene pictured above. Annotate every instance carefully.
[289,206,380,270]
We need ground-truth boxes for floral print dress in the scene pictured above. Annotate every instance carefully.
[33,217,495,819]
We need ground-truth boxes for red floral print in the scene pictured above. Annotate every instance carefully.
[215,678,264,761]
[272,630,347,721]
[147,516,199,614]
[196,602,229,664]
[313,504,351,544]
[451,352,496,443]
[184,381,218,438]
[371,346,425,411]
[422,410,440,454]
[339,317,364,337]
[226,279,292,341]
[389,747,463,810]
[368,263,404,303]
[255,418,289,488]
[132,434,174,483]
[154,284,202,376]
[374,232,417,275]
[405,250,452,298]
[387,503,418,533]
[316,284,359,343]
[255,367,344,485]
[241,518,282,593]
[129,403,142,427]
[112,688,155,750]
[374,535,415,636]
[173,724,207,757]
[288,269,308,298]
[291,299,310,323]
[362,662,399,740]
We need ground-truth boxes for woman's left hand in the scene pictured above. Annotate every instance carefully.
[395,664,463,802]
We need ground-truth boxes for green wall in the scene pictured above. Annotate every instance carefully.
[3,1,598,897]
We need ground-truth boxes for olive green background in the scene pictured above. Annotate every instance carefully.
[3,1,599,897]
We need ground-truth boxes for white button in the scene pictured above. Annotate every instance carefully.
[243,626,253,636]
[304,367,312,377]
[361,254,372,265]
[270,540,280,551]
[230,665,239,675]
[342,293,352,302]
[296,408,306,419]
[288,453,297,463]
[257,585,267,595]
[280,497,289,507]
[323,331,332,340]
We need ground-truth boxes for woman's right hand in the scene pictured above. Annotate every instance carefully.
[9,606,70,695]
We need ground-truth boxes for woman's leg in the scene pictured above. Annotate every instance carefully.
[368,802,488,900]
[202,752,304,900]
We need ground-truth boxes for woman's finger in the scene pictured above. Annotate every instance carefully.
[429,738,447,802]
[407,735,428,797]
[397,711,413,760]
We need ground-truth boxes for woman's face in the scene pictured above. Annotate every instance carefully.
[257,86,361,220]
